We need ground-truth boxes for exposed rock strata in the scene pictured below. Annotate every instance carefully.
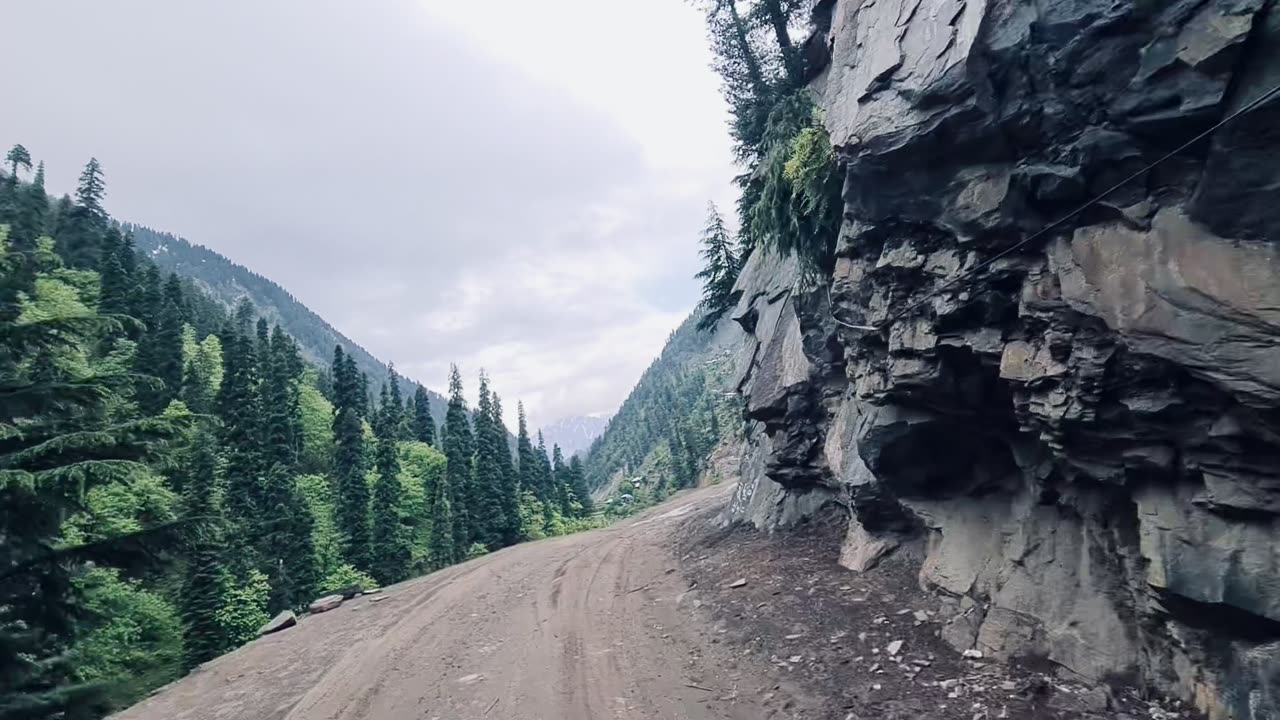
[727,1,1280,717]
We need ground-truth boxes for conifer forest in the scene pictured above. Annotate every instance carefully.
[0,155,600,716]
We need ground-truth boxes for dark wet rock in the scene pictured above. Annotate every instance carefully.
[725,1,1280,718]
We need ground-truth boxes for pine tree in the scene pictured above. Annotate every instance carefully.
[535,431,555,511]
[145,280,186,412]
[441,365,474,553]
[250,328,317,607]
[694,202,740,330]
[411,385,437,446]
[4,144,31,178]
[749,0,806,88]
[516,403,543,507]
[369,367,411,584]
[216,324,265,565]
[0,235,188,715]
[262,327,303,471]
[704,0,775,158]
[58,157,108,267]
[233,298,255,336]
[260,464,319,609]
[425,465,455,569]
[490,393,522,546]
[551,445,573,515]
[181,430,228,669]
[97,228,132,316]
[331,345,371,571]
[469,373,505,548]
[568,456,593,516]
[1,146,42,249]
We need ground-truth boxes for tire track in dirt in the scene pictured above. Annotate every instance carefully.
[113,485,782,720]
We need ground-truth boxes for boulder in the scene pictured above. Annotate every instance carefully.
[308,594,344,614]
[257,610,297,636]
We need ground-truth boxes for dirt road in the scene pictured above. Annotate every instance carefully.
[116,483,783,720]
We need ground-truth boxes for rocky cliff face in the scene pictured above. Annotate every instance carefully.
[726,1,1280,717]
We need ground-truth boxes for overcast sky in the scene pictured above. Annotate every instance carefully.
[1,0,737,428]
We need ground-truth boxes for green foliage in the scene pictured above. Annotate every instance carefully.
[583,313,737,497]
[123,223,450,425]
[0,224,190,719]
[6,145,32,177]
[440,365,474,554]
[294,473,343,581]
[395,441,445,569]
[516,490,548,541]
[297,373,335,473]
[2,150,557,715]
[464,543,489,560]
[68,567,184,709]
[180,432,228,671]
[410,385,436,446]
[370,369,412,585]
[319,564,378,595]
[213,569,271,647]
[331,346,371,572]
[694,203,741,330]
[747,95,842,277]
[62,472,178,546]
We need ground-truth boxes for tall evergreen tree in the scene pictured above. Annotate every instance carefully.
[0,234,187,716]
[535,431,555,512]
[411,385,437,446]
[551,445,573,515]
[331,345,371,571]
[262,327,303,470]
[370,369,411,584]
[694,202,740,330]
[254,328,316,607]
[144,282,186,413]
[58,157,108,267]
[382,365,406,440]
[469,373,506,548]
[4,144,31,178]
[490,393,521,546]
[440,365,474,553]
[516,403,543,506]
[704,0,774,158]
[180,430,228,669]
[568,455,593,516]
[260,464,319,610]
[97,228,132,316]
[425,464,455,569]
[216,324,265,565]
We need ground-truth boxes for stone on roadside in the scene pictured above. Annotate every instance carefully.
[962,648,984,659]
[308,594,344,614]
[728,578,748,588]
[257,610,297,636]
[886,640,904,656]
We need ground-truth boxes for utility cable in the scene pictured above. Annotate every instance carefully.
[828,77,1280,333]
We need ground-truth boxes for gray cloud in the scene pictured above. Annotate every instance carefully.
[1,0,736,427]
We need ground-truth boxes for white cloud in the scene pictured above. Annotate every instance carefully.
[1,0,740,429]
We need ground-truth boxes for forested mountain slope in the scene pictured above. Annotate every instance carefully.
[582,309,741,514]
[124,224,447,420]
[0,152,597,719]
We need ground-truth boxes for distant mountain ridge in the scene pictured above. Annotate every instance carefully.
[540,415,609,457]
[124,223,449,421]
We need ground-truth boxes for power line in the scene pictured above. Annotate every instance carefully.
[830,76,1280,334]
